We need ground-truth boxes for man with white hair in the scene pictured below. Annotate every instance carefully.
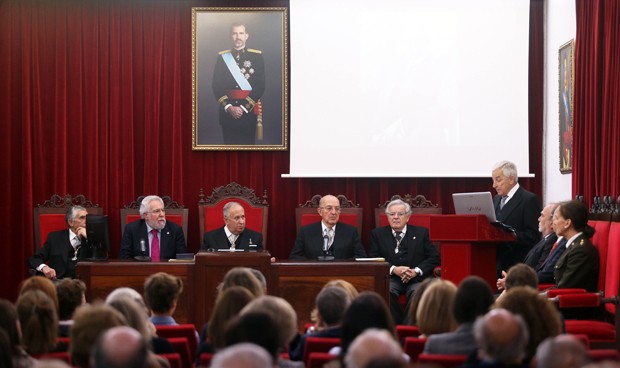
[120,195,186,261]
[211,343,273,368]
[91,326,148,368]
[344,329,407,368]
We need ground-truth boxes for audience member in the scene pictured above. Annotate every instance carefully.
[406,277,439,326]
[28,206,91,280]
[91,326,148,368]
[218,267,265,297]
[143,272,184,325]
[0,299,36,368]
[106,287,149,315]
[56,278,86,337]
[491,161,541,276]
[416,280,457,337]
[0,328,13,368]
[201,201,263,251]
[369,199,441,324]
[289,286,351,361]
[290,195,367,259]
[19,276,59,312]
[466,308,529,367]
[224,312,281,365]
[15,290,59,355]
[535,335,589,368]
[70,304,126,368]
[210,343,273,368]
[496,286,562,363]
[424,276,494,355]
[344,329,407,368]
[496,263,539,302]
[308,279,358,332]
[248,268,268,293]
[120,195,187,260]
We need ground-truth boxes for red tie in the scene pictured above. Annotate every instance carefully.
[151,229,160,262]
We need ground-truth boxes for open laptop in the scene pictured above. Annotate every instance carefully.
[452,191,516,233]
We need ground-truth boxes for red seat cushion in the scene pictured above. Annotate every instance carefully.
[39,214,68,247]
[565,320,616,342]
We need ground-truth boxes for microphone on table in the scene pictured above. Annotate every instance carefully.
[318,234,334,261]
[134,238,151,261]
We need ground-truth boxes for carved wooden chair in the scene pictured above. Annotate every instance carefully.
[375,194,442,229]
[295,194,363,235]
[120,196,189,240]
[198,183,269,248]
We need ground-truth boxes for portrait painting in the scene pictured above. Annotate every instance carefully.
[559,39,574,174]
[192,7,288,150]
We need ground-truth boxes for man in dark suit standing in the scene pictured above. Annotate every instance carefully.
[492,161,541,276]
[201,201,263,251]
[29,206,91,279]
[120,195,186,261]
[368,199,440,324]
[289,195,367,260]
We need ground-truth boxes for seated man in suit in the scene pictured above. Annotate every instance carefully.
[369,199,440,324]
[289,194,367,260]
[29,205,91,280]
[492,161,542,276]
[201,201,263,251]
[120,195,186,261]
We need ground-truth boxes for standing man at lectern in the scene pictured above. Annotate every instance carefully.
[120,195,187,261]
[369,199,440,324]
[491,161,541,276]
[201,201,263,251]
[289,195,367,260]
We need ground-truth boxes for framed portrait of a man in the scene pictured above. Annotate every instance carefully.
[192,7,288,150]
[558,39,574,174]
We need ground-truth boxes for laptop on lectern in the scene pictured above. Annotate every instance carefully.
[452,191,516,233]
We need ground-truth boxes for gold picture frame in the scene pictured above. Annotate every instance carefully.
[192,7,288,150]
[559,39,574,174]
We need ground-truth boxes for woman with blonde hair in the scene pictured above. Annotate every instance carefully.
[416,280,457,337]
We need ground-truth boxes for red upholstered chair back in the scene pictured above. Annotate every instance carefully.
[588,219,611,292]
[198,183,269,247]
[418,354,467,367]
[396,325,421,341]
[157,353,183,368]
[32,351,72,364]
[34,194,103,250]
[308,352,338,368]
[199,353,214,367]
[375,194,442,230]
[155,324,198,360]
[165,337,193,368]
[403,337,427,362]
[120,196,189,241]
[302,337,341,364]
[605,222,620,314]
[296,195,362,235]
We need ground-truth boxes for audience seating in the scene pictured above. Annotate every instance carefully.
[165,337,193,368]
[198,183,269,247]
[33,351,72,364]
[418,353,467,367]
[158,353,183,368]
[120,195,189,240]
[296,194,362,235]
[403,337,427,362]
[156,324,198,359]
[396,325,421,341]
[587,349,620,362]
[199,352,214,367]
[307,352,338,368]
[374,194,442,228]
[302,337,341,364]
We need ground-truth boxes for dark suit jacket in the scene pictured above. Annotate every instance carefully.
[200,226,263,251]
[288,326,341,361]
[28,229,89,278]
[289,222,366,260]
[554,234,599,292]
[120,219,186,260]
[523,232,558,269]
[424,323,476,355]
[369,224,440,278]
[537,237,567,283]
[494,186,542,266]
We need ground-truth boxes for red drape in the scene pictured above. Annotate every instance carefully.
[573,0,620,200]
[0,0,543,300]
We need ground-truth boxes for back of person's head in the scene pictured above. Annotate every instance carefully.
[143,272,183,314]
[224,312,279,362]
[535,335,588,368]
[91,326,148,368]
[105,287,149,316]
[407,277,439,326]
[316,286,351,327]
[219,267,264,297]
[454,276,494,325]
[70,304,127,368]
[241,295,298,348]
[248,268,267,293]
[0,299,21,355]
[56,278,86,321]
[474,308,529,365]
[496,286,562,361]
[0,329,13,368]
[344,329,406,368]
[505,263,539,290]
[106,296,151,340]
[15,290,58,354]
[324,279,359,300]
[557,200,595,238]
[416,280,457,336]
[210,342,273,368]
[208,286,255,350]
[19,276,59,312]
[340,291,395,359]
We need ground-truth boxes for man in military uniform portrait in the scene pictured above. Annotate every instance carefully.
[212,23,265,145]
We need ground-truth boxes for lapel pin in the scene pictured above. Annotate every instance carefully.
[412,236,416,240]
[166,232,170,235]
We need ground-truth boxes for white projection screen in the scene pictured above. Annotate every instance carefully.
[286,0,532,178]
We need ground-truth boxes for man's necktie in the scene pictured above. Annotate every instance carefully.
[229,234,238,249]
[394,231,403,253]
[327,228,334,247]
[151,229,160,261]
[500,196,508,210]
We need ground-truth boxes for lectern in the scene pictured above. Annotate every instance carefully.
[430,215,516,287]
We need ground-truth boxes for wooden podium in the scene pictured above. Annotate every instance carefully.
[430,215,516,287]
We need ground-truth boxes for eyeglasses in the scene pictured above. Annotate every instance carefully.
[150,208,166,215]
[320,206,341,213]
[386,212,407,218]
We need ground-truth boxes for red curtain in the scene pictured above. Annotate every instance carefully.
[0,0,543,300]
[573,0,620,200]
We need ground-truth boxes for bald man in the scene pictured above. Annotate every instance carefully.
[289,195,367,260]
[472,309,529,366]
[91,326,148,368]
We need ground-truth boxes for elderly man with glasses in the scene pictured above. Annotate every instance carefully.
[289,194,366,260]
[369,199,440,324]
[120,195,186,261]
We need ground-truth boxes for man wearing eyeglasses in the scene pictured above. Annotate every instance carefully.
[289,194,367,260]
[120,195,187,261]
[369,199,440,324]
